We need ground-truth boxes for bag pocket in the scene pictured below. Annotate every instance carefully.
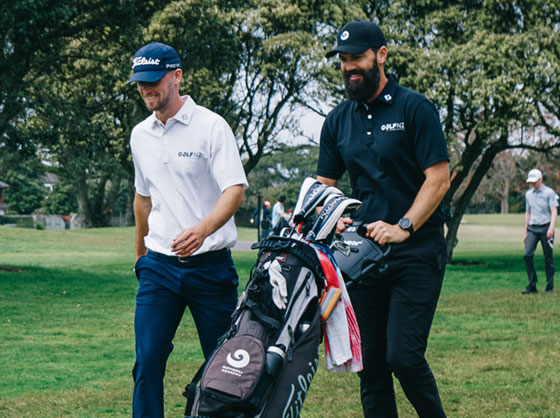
[196,335,267,416]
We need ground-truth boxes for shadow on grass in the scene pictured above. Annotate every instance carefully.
[0,266,24,272]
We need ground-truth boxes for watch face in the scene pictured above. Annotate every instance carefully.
[399,218,412,229]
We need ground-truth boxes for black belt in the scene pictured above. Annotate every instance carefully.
[147,248,230,267]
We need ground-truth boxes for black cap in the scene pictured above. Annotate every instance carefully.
[127,42,182,84]
[326,20,386,58]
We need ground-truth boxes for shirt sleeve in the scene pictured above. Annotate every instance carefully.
[408,99,449,171]
[549,190,559,208]
[131,135,150,197]
[316,115,346,180]
[209,117,248,192]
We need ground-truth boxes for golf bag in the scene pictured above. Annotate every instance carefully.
[184,178,362,418]
[331,221,391,288]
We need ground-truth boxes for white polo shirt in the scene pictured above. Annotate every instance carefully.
[131,96,248,255]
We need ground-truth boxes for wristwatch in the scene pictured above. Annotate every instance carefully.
[398,218,414,235]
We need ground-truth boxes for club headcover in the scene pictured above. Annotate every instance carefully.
[305,194,361,243]
[292,177,343,225]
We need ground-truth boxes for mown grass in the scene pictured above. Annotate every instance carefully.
[0,214,559,417]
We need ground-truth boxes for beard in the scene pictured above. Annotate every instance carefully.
[146,92,171,112]
[344,59,381,103]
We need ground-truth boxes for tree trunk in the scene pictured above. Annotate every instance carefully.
[501,177,510,214]
[75,176,93,228]
[125,179,135,226]
[445,134,508,260]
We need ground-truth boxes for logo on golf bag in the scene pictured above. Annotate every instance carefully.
[281,357,319,418]
[345,240,363,246]
[226,349,250,368]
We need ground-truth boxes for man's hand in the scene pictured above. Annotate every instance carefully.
[366,220,410,245]
[171,225,210,258]
[336,217,353,234]
[547,228,555,239]
[170,184,245,258]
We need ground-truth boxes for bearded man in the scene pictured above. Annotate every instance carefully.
[317,20,450,417]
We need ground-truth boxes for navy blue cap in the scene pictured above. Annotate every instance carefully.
[326,20,386,58]
[127,42,182,84]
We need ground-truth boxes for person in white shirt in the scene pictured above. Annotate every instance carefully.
[522,168,557,294]
[127,42,248,418]
[272,194,289,232]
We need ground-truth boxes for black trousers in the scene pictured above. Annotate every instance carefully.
[348,228,447,418]
[524,224,554,291]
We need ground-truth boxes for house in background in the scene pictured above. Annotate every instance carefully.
[42,172,58,192]
[0,181,9,215]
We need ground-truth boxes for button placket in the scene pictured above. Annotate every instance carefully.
[162,124,170,164]
[366,112,374,137]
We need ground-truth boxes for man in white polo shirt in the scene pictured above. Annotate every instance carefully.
[522,168,557,294]
[127,42,248,418]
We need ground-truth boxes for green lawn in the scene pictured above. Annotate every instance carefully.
[0,215,559,417]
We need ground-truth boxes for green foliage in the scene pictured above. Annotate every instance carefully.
[146,0,356,173]
[0,215,34,228]
[22,0,171,227]
[319,1,560,259]
[3,0,560,242]
[41,180,78,215]
[1,160,46,215]
[242,142,352,213]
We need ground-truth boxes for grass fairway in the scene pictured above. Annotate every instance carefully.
[1,215,559,417]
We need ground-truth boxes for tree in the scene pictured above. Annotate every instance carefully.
[0,0,154,154]
[21,0,357,227]
[244,143,321,210]
[24,0,169,227]
[1,0,74,154]
[319,0,560,260]
[41,179,78,215]
[145,0,361,173]
[0,154,46,215]
[464,151,518,214]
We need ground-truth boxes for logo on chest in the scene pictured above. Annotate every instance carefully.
[380,122,405,132]
[177,151,205,159]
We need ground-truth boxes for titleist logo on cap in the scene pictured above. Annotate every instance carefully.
[132,57,161,68]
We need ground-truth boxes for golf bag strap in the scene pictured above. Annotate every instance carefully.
[183,361,206,417]
[253,237,326,283]
[246,299,282,330]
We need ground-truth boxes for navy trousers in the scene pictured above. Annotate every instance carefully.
[132,249,238,418]
[524,224,554,291]
[348,228,447,418]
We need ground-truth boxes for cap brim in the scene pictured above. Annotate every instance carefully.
[127,70,169,84]
[526,177,540,183]
[326,44,371,58]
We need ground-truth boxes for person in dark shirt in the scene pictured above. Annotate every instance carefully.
[250,200,272,240]
[318,20,450,418]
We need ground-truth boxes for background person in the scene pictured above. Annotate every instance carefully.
[272,194,289,233]
[522,168,557,294]
[250,200,272,240]
[317,20,450,417]
[127,42,248,417]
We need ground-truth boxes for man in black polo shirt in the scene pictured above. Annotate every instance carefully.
[317,20,450,417]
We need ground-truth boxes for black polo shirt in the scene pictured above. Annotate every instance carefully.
[317,77,449,228]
